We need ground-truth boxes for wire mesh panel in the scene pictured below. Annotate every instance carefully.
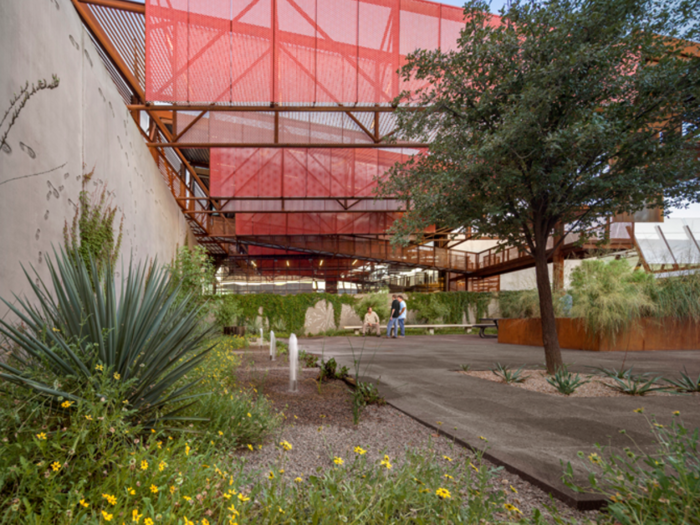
[146,0,474,104]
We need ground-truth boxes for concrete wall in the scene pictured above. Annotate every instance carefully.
[0,0,194,318]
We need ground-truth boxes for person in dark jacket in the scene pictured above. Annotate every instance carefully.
[387,294,400,338]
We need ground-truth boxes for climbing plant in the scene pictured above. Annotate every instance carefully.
[168,246,216,305]
[213,293,356,334]
[409,292,492,324]
[63,170,123,278]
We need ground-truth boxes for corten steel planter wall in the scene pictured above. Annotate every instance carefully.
[498,318,700,351]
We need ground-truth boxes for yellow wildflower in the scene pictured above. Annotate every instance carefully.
[145,519,154,525]
[294,477,303,483]
[50,461,61,472]
[169,485,176,494]
[158,461,166,472]
[634,408,644,413]
[102,493,117,505]
[247,412,252,418]
[185,444,191,456]
[114,372,121,380]
[444,474,454,480]
[127,487,136,496]
[280,440,293,451]
[140,460,148,471]
[238,493,250,502]
[95,364,104,371]
[61,401,73,409]
[278,507,285,514]
[79,499,89,508]
[479,436,488,441]
[588,453,601,465]
[156,441,162,449]
[268,471,275,480]
[85,415,93,421]
[469,463,479,472]
[247,444,254,451]
[380,455,392,470]
[673,411,680,416]
[435,487,451,499]
[354,446,367,455]
[333,457,344,465]
[102,511,113,522]
[132,509,142,523]
[504,503,523,514]
[36,433,47,440]
[150,484,158,494]
[510,485,518,493]
[218,431,224,436]
[442,455,451,461]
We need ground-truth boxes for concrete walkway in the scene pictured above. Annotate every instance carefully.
[297,334,700,509]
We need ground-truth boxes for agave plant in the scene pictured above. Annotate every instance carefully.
[665,368,700,393]
[0,249,213,427]
[608,376,669,396]
[491,363,529,384]
[546,367,590,395]
[590,365,635,380]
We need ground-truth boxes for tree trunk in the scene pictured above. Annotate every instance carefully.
[533,240,564,374]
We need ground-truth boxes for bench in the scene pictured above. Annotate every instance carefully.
[344,324,473,336]
[474,318,499,338]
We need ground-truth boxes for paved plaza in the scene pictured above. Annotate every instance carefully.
[298,334,700,509]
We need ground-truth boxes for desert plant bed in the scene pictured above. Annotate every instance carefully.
[457,370,687,398]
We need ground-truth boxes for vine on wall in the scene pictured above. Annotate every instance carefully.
[213,293,355,334]
[63,170,123,277]
[408,292,493,324]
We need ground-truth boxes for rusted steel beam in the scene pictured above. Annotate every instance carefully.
[176,196,385,201]
[72,0,144,101]
[173,110,207,142]
[345,111,379,143]
[79,0,145,13]
[150,142,428,148]
[127,104,415,113]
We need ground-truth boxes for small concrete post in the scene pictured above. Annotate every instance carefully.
[269,330,276,361]
[289,334,298,392]
[259,327,263,347]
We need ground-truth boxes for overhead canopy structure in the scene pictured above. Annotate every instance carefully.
[72,0,635,291]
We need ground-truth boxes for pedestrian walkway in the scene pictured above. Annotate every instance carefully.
[298,334,700,509]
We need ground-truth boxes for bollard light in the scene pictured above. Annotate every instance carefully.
[289,334,298,392]
[270,330,276,361]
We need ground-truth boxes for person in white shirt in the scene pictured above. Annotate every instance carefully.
[397,295,407,338]
[362,307,381,337]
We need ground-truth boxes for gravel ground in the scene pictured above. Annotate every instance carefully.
[458,370,682,397]
[233,364,599,523]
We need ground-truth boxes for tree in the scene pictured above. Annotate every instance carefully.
[381,0,700,373]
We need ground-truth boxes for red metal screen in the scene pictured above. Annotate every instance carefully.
[211,147,417,234]
[145,0,476,104]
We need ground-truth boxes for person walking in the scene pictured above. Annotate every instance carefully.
[362,306,381,337]
[397,294,407,338]
[387,294,400,338]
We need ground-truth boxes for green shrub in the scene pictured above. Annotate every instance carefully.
[409,292,491,324]
[168,246,216,304]
[665,368,700,393]
[498,289,542,318]
[0,250,212,427]
[608,376,669,396]
[213,296,243,327]
[354,292,390,322]
[651,271,700,321]
[570,259,655,340]
[564,413,700,525]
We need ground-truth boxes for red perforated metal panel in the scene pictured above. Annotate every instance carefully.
[146,0,474,104]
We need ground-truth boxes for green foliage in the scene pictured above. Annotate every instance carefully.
[570,259,655,340]
[591,366,636,380]
[546,367,590,395]
[665,368,700,393]
[498,289,542,319]
[354,292,390,322]
[409,292,491,324]
[182,336,280,447]
[213,293,355,335]
[0,249,212,427]
[299,349,319,368]
[491,363,529,384]
[63,170,123,278]
[564,413,700,525]
[460,364,472,372]
[252,448,508,524]
[168,246,215,305]
[213,295,243,327]
[318,357,349,383]
[608,376,669,396]
[650,272,700,322]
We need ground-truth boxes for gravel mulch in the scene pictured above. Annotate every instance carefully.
[458,370,678,397]
[232,364,599,523]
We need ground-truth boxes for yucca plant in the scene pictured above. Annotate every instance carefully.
[0,249,213,427]
[665,368,700,393]
[491,363,529,383]
[546,367,590,395]
[590,365,636,380]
